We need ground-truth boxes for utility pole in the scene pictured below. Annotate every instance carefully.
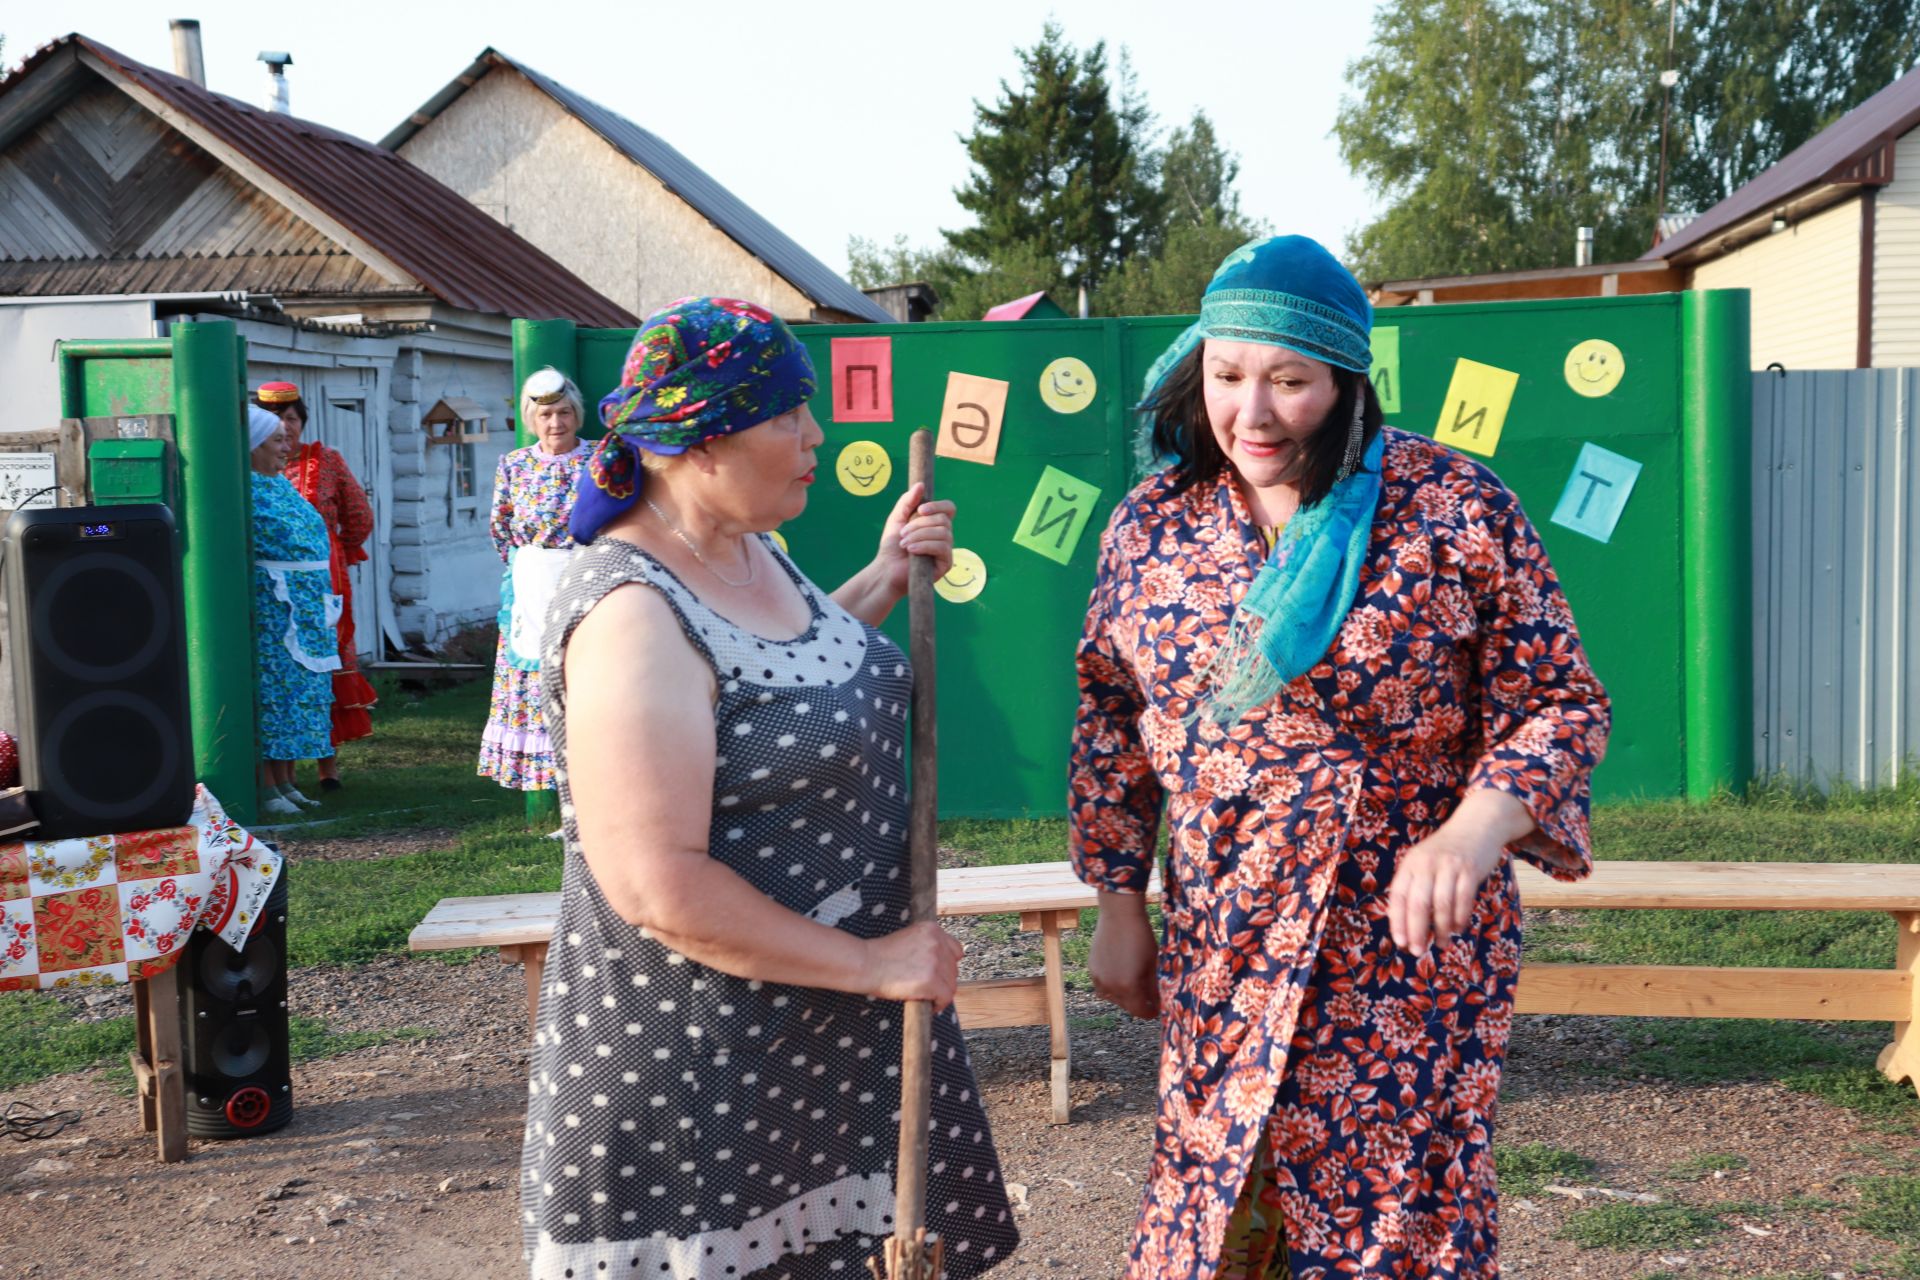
[1656,0,1680,240]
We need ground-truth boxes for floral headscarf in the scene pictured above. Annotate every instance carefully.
[571,297,816,544]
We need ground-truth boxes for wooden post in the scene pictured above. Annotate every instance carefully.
[879,429,939,1280]
[131,975,157,1133]
[1877,911,1920,1100]
[142,971,189,1159]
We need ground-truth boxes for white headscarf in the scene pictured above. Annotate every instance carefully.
[248,405,283,451]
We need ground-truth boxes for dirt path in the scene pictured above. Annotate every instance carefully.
[3,940,1915,1279]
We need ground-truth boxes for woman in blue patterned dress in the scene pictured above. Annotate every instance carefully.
[478,370,589,795]
[249,405,340,818]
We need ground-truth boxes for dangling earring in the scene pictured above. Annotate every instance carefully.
[1337,384,1366,481]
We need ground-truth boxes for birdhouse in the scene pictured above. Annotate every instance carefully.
[422,396,493,445]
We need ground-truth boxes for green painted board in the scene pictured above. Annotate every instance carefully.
[554,292,1743,816]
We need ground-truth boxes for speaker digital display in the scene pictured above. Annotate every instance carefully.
[3,504,194,837]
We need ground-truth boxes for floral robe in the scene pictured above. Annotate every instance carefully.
[1069,428,1610,1279]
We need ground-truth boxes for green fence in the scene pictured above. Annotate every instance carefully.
[516,290,1751,816]
[54,323,257,824]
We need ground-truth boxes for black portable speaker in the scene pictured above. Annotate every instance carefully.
[181,865,292,1138]
[2,504,195,838]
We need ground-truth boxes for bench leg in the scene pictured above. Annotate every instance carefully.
[1876,911,1920,1100]
[129,965,188,1163]
[502,943,549,1037]
[132,975,156,1133]
[1039,911,1071,1125]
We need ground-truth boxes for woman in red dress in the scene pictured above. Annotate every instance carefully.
[254,382,378,790]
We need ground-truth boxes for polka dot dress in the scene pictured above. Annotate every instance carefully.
[522,537,1018,1280]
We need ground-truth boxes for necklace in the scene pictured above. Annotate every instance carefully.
[645,497,755,588]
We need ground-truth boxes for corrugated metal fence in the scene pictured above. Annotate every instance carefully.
[1751,368,1920,786]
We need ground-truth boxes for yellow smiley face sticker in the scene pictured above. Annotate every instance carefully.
[834,441,892,496]
[1564,339,1626,398]
[1038,356,1098,414]
[934,547,987,604]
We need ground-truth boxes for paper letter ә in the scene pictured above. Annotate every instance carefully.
[935,372,1009,466]
[830,337,892,423]
[1369,327,1401,415]
[1432,358,1519,458]
[1012,465,1102,565]
[1550,442,1642,543]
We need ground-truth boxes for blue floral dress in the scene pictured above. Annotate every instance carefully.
[251,473,338,761]
[1069,429,1611,1279]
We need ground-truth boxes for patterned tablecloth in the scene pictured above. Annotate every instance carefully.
[0,786,279,990]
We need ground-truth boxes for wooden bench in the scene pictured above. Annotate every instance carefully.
[410,860,1920,1125]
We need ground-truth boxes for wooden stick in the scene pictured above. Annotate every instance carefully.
[882,430,939,1278]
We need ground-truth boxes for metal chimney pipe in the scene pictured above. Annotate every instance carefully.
[258,51,293,113]
[1575,226,1595,268]
[169,19,205,87]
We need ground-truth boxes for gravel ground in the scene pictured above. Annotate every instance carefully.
[3,896,1915,1278]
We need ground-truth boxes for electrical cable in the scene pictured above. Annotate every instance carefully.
[3,1100,84,1141]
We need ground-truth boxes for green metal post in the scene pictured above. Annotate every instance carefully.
[1678,290,1754,800]
[172,321,259,825]
[513,318,580,448]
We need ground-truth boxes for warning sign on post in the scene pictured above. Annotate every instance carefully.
[0,454,58,510]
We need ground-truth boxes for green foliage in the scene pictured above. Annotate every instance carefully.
[1336,0,1920,281]
[946,23,1162,300]
[1663,1151,1748,1181]
[1494,1141,1596,1196]
[855,29,1258,320]
[1097,217,1255,319]
[1558,1200,1727,1249]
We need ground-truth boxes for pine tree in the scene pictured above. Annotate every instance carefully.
[944,22,1164,298]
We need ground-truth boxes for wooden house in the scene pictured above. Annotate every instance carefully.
[0,33,635,650]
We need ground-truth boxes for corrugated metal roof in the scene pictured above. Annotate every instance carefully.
[384,49,890,324]
[1646,63,1920,263]
[0,35,636,325]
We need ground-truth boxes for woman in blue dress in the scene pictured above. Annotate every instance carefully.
[248,405,340,818]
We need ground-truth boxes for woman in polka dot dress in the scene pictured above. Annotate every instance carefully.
[521,299,1018,1280]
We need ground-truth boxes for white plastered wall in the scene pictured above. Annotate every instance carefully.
[397,68,816,323]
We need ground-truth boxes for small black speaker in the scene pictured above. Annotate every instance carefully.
[181,865,292,1138]
[2,505,194,839]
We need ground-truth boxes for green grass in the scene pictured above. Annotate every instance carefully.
[265,676,522,841]
[288,1015,435,1061]
[1609,1020,1920,1131]
[0,995,435,1092]
[0,993,137,1089]
[1494,1142,1596,1196]
[1850,1176,1920,1279]
[1663,1151,1749,1181]
[1558,1200,1728,1250]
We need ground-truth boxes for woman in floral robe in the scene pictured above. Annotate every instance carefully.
[1069,237,1610,1279]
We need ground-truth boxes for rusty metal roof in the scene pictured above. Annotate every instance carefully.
[385,49,890,324]
[1646,63,1920,263]
[0,35,636,325]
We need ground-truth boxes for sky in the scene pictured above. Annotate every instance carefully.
[3,1,1387,279]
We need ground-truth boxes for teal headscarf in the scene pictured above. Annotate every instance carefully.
[1139,235,1383,726]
